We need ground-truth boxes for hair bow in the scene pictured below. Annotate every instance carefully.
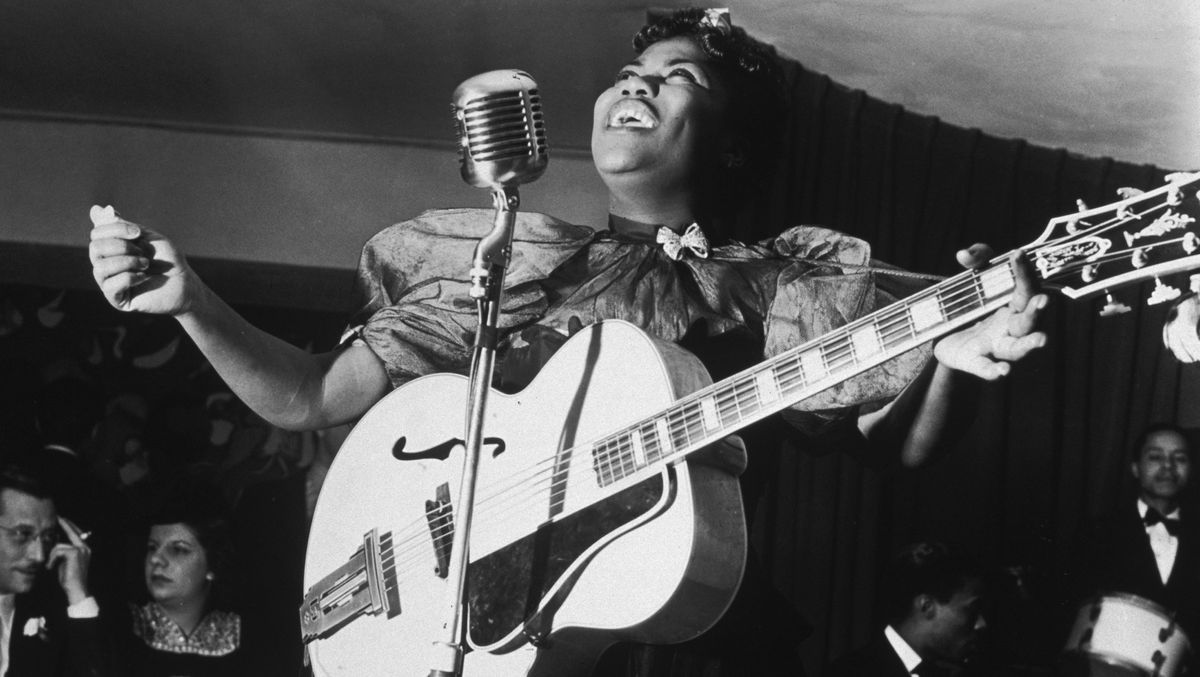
[700,8,732,35]
[656,223,710,260]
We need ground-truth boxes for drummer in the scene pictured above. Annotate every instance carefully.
[1075,423,1198,643]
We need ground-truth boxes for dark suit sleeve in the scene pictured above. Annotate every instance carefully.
[62,614,113,677]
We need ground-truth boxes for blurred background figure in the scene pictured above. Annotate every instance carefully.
[826,541,989,677]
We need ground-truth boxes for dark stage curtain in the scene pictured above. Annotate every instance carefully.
[737,58,1200,674]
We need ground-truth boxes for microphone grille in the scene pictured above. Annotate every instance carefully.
[452,70,549,188]
[459,89,547,163]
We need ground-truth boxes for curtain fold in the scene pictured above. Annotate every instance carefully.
[740,57,1198,675]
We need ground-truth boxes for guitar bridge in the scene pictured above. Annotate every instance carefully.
[426,483,454,579]
[299,528,399,642]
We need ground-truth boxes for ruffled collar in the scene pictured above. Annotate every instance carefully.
[606,214,689,243]
[130,601,241,657]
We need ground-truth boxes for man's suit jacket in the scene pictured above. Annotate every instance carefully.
[1079,503,1200,640]
[6,584,106,677]
[826,636,911,677]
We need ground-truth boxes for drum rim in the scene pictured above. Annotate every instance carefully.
[1064,647,1157,675]
[1092,590,1176,618]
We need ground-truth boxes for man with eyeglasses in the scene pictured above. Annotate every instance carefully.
[0,463,103,676]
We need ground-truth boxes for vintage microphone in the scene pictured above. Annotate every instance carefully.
[428,69,548,677]
[452,69,549,297]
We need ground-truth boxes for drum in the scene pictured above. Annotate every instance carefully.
[1064,593,1191,676]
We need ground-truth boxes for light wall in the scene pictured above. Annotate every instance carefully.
[0,117,609,273]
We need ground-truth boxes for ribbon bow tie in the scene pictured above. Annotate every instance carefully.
[1145,508,1181,536]
[656,223,710,260]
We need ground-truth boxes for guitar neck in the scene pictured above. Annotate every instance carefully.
[589,262,1018,487]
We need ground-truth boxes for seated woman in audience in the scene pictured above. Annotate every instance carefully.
[118,492,254,676]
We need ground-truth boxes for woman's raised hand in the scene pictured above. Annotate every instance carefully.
[88,205,197,317]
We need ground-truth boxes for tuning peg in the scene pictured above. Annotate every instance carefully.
[1116,187,1145,200]
[1190,274,1200,294]
[1076,199,1089,212]
[1167,184,1183,206]
[1081,264,1098,283]
[1132,248,1149,268]
[1185,232,1199,254]
[1147,277,1183,306]
[1099,291,1131,317]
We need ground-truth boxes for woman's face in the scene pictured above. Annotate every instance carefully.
[144,522,211,607]
[591,36,733,198]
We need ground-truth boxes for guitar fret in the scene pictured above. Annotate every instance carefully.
[733,378,757,420]
[945,278,984,321]
[824,338,855,373]
[676,403,704,449]
[881,309,916,350]
[777,353,805,391]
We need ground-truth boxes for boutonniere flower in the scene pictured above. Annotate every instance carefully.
[22,617,47,641]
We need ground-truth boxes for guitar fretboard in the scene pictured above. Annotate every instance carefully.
[588,264,1017,487]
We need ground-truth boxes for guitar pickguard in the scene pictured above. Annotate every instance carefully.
[467,473,670,648]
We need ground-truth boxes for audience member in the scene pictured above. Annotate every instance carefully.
[827,541,989,677]
[0,461,105,676]
[32,375,131,609]
[115,486,259,676]
[1064,423,1198,671]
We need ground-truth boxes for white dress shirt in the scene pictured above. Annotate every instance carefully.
[884,624,923,675]
[0,594,13,677]
[1139,499,1180,584]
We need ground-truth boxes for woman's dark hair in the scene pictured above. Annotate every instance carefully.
[141,480,238,611]
[633,8,788,213]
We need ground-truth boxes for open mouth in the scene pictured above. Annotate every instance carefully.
[606,100,658,129]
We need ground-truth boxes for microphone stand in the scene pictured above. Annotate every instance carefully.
[428,185,519,677]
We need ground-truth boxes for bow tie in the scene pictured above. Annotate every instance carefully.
[1145,508,1181,536]
[656,223,709,260]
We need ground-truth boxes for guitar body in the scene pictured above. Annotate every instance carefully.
[303,320,747,677]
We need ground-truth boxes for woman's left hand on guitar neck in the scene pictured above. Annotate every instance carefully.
[933,244,1049,380]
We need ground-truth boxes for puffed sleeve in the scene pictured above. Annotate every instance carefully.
[343,209,595,388]
[754,226,935,436]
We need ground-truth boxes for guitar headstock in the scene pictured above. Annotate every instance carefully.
[1027,171,1200,313]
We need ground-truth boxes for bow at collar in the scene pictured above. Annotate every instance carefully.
[656,223,710,260]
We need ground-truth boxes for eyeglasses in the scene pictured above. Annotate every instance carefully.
[0,524,59,548]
